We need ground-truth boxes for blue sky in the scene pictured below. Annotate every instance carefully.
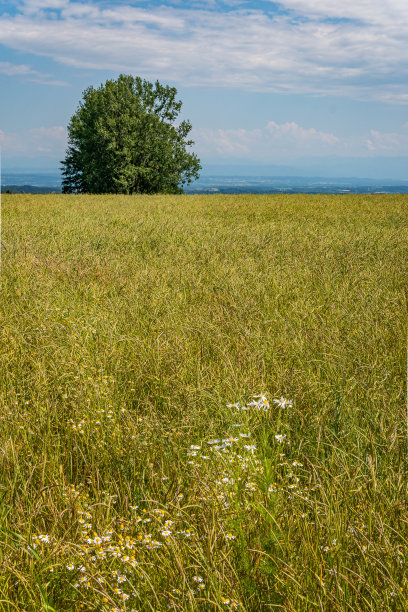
[0,0,407,178]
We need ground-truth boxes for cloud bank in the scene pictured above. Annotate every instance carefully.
[2,121,408,162]
[194,121,408,160]
[0,0,407,101]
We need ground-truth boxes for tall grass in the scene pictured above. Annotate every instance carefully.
[0,193,407,611]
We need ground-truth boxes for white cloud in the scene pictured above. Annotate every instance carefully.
[0,1,406,100]
[0,125,67,155]
[193,121,408,160]
[21,0,70,14]
[0,61,36,76]
[265,121,340,145]
[275,0,408,26]
[0,60,68,85]
[195,121,343,159]
[365,123,408,154]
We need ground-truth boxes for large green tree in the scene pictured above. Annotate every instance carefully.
[61,75,201,194]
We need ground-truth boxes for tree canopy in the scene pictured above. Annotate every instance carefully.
[61,75,201,194]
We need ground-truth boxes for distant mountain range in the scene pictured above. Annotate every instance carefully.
[2,171,408,194]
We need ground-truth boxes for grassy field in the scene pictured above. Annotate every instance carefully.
[0,193,407,611]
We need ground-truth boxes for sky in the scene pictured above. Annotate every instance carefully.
[0,0,407,178]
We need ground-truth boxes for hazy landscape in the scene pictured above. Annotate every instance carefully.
[1,193,406,610]
[2,171,408,195]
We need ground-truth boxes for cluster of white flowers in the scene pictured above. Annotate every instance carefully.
[228,394,292,413]
[32,534,53,548]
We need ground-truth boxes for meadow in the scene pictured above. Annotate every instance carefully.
[0,193,407,611]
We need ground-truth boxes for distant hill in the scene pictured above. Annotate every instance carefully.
[2,185,62,194]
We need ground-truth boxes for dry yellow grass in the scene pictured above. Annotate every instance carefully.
[0,193,407,611]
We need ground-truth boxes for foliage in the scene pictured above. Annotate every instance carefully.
[61,75,201,194]
[0,193,407,611]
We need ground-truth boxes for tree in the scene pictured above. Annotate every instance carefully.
[61,75,201,194]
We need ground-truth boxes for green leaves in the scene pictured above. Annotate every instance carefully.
[61,75,201,195]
